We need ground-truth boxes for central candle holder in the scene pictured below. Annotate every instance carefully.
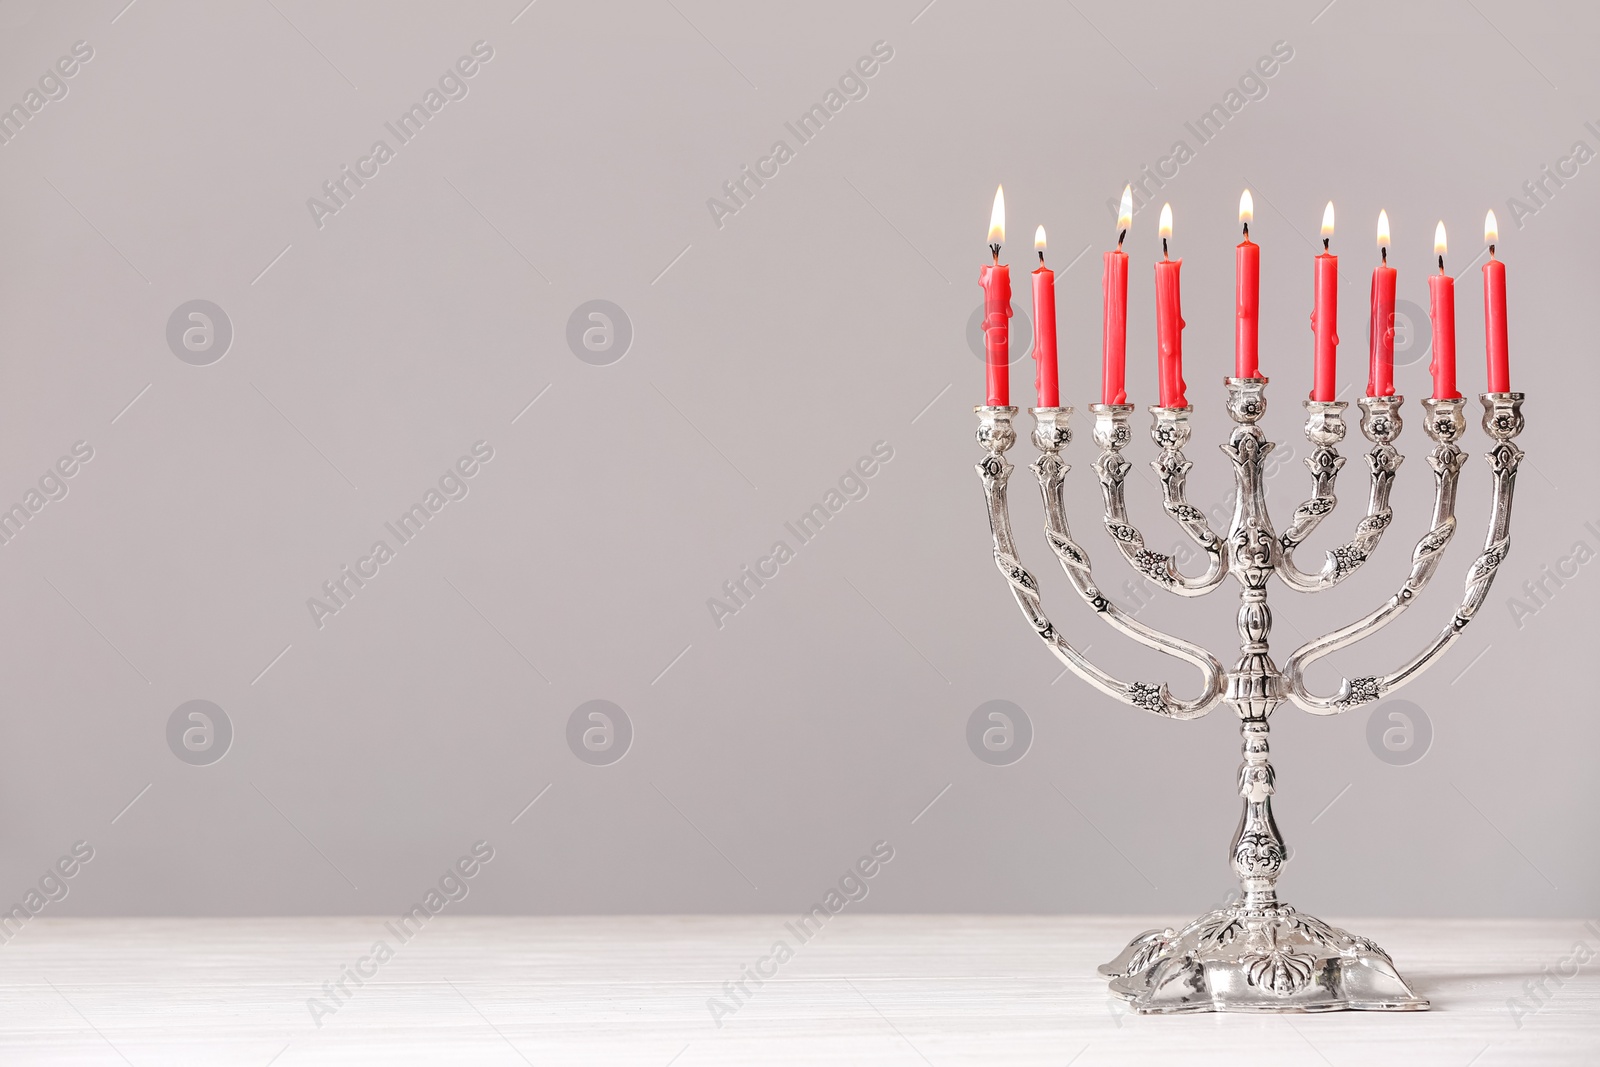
[974,376,1525,1013]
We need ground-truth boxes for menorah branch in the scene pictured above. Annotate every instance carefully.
[1090,403,1228,596]
[1285,393,1525,712]
[975,405,1223,718]
[1283,397,1467,711]
[1276,396,1403,592]
[1029,407,1227,714]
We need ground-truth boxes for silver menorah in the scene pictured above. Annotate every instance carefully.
[974,376,1526,1013]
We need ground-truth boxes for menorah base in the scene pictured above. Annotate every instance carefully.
[1099,903,1429,1014]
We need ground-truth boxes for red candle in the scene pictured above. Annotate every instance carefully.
[1483,210,1511,392]
[1367,209,1396,398]
[980,185,1010,406]
[1032,225,1059,407]
[1102,185,1131,405]
[1236,189,1260,378]
[1154,203,1187,408]
[1310,201,1338,401]
[1428,220,1460,400]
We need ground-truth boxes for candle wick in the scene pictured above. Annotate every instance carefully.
[1037,249,1045,265]
[989,243,1001,263]
[1118,229,1126,248]
[1162,237,1168,259]
[1438,254,1444,272]
[1381,246,1387,265]
[1489,244,1496,258]
[1242,221,1249,238]
[1323,237,1329,252]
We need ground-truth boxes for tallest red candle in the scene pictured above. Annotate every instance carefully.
[1368,209,1396,398]
[1031,226,1059,407]
[1310,201,1338,401]
[980,185,1011,406]
[1101,185,1132,405]
[1428,220,1460,400]
[1482,209,1511,392]
[1236,189,1260,379]
[1154,203,1187,408]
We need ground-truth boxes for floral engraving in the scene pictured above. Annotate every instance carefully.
[1128,682,1165,712]
[1330,544,1367,578]
[1337,676,1382,707]
[1133,549,1175,584]
[1168,502,1206,523]
[1106,522,1141,544]
[1244,943,1316,996]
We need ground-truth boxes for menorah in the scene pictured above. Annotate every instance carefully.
[973,376,1526,1013]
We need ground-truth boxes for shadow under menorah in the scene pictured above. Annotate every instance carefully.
[973,376,1527,1014]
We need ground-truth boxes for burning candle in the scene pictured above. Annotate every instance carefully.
[1310,201,1338,401]
[980,185,1011,406]
[1102,185,1132,405]
[1483,210,1511,392]
[1154,203,1187,408]
[1368,209,1397,398]
[1032,225,1059,407]
[1428,221,1459,400]
[1236,189,1260,379]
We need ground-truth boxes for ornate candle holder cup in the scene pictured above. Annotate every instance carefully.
[973,377,1525,1014]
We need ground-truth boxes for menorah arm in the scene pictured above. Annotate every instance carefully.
[1090,404,1228,598]
[1030,408,1228,711]
[1276,396,1403,592]
[1285,394,1524,714]
[976,406,1225,720]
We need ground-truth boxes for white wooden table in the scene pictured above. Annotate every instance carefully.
[2,916,1595,1064]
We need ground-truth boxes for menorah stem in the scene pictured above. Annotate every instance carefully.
[1231,716,1283,908]
[1221,377,1288,908]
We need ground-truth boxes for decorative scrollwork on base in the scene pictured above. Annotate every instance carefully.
[1100,903,1427,1013]
[1243,941,1317,996]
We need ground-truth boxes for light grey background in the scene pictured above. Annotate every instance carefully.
[0,0,1592,920]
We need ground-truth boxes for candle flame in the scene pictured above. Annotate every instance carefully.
[1158,202,1173,241]
[1239,189,1253,226]
[1376,209,1390,250]
[1117,185,1133,233]
[988,185,1005,246]
[1434,220,1447,259]
[1484,209,1498,247]
[1320,201,1335,240]
[1034,225,1046,252]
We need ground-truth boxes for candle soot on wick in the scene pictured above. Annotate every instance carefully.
[1162,237,1168,259]
[989,243,1001,263]
[1118,229,1126,249]
[1381,245,1387,265]
[1242,221,1249,238]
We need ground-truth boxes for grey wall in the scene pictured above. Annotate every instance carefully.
[0,0,1592,919]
